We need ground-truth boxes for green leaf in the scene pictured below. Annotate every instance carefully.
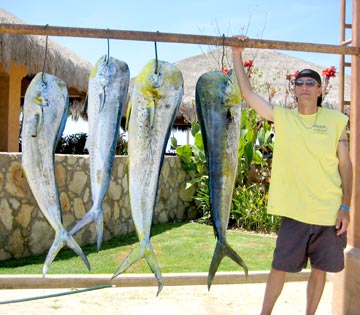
[191,122,200,136]
[170,136,178,148]
[194,132,204,150]
[176,145,192,159]
[244,140,254,169]
[184,176,208,189]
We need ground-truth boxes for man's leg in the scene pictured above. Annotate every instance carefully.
[260,268,286,315]
[306,267,326,315]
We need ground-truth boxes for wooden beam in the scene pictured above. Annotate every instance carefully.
[0,23,359,56]
[0,271,311,289]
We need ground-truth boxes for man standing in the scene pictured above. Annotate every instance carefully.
[232,37,353,315]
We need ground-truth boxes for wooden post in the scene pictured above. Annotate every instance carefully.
[7,64,27,152]
[339,0,346,112]
[333,0,360,314]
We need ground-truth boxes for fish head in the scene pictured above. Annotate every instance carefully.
[134,59,183,128]
[90,55,114,88]
[28,72,67,102]
[136,59,162,99]
[23,72,69,139]
[222,69,242,122]
[195,69,242,154]
[196,70,242,112]
[89,56,130,114]
[149,68,163,88]
[26,74,50,108]
[221,69,242,108]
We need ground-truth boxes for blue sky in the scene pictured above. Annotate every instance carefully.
[1,1,352,135]
[1,0,352,76]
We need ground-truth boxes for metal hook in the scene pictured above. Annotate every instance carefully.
[221,34,225,70]
[106,28,110,64]
[154,31,160,74]
[41,24,49,85]
[221,34,233,83]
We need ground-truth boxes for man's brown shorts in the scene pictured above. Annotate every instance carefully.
[272,217,347,273]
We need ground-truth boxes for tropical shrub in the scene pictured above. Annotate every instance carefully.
[232,107,279,233]
[56,133,88,154]
[55,132,128,155]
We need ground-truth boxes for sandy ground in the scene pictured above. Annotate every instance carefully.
[0,280,333,315]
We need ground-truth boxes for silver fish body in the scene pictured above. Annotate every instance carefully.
[22,72,90,275]
[112,59,184,295]
[70,56,130,251]
[195,70,248,289]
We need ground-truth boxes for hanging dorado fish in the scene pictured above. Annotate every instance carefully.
[195,69,248,290]
[22,72,90,275]
[112,59,184,295]
[70,55,130,251]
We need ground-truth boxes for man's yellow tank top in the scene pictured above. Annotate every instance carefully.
[267,106,348,225]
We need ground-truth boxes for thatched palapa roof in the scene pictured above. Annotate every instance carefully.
[0,9,92,94]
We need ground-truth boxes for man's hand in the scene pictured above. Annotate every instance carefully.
[335,208,350,236]
[232,35,248,55]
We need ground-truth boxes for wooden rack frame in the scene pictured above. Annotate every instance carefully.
[0,23,359,56]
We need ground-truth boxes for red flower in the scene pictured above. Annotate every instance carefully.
[220,67,230,75]
[286,71,299,85]
[292,70,299,79]
[243,59,253,70]
[322,66,336,78]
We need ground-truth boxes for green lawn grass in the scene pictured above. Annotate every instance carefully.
[0,221,276,275]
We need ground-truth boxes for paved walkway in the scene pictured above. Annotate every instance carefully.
[0,280,333,315]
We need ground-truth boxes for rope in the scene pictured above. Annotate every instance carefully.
[0,284,112,305]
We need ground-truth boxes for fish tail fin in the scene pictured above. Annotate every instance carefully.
[65,232,91,272]
[42,229,91,276]
[42,232,66,276]
[70,206,104,251]
[207,240,248,291]
[95,210,104,252]
[145,247,163,296]
[112,241,163,295]
[111,245,143,278]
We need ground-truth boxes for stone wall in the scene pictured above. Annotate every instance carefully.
[0,153,197,261]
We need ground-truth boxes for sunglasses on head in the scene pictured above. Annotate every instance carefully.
[294,79,319,87]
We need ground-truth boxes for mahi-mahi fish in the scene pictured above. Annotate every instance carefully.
[112,59,184,295]
[22,72,90,275]
[195,69,248,290]
[70,56,130,251]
